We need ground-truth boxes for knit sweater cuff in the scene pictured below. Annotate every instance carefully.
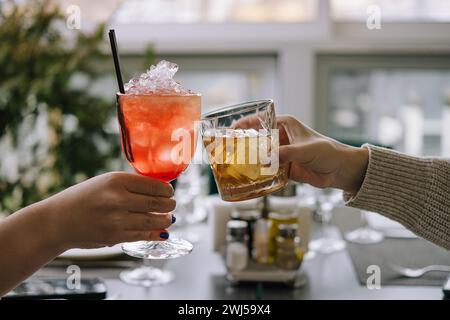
[345,144,450,249]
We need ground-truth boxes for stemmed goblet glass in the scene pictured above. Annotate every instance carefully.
[116,93,200,286]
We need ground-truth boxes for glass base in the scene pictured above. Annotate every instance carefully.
[219,167,289,202]
[121,238,193,259]
[309,237,346,254]
[120,266,174,287]
[345,227,384,244]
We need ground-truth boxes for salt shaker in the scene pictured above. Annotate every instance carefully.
[226,220,249,271]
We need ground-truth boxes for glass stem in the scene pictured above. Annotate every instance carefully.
[360,211,369,230]
[322,209,333,238]
[143,258,153,267]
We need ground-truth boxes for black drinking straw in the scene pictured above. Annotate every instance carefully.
[108,29,125,94]
[108,29,134,162]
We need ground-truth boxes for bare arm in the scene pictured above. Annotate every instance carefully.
[0,172,176,296]
[0,200,66,296]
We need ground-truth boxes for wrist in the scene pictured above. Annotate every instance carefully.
[34,198,71,254]
[337,144,369,194]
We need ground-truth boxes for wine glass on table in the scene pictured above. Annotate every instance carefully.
[170,165,209,244]
[345,210,384,244]
[109,30,200,286]
[308,188,346,254]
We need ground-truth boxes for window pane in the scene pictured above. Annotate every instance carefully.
[326,69,450,156]
[331,0,450,22]
[112,0,318,24]
[164,56,277,113]
[176,71,273,113]
[90,55,277,113]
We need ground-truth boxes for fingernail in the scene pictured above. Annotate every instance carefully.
[171,215,176,224]
[160,232,169,239]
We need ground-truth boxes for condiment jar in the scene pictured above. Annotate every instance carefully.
[231,209,260,258]
[252,217,270,264]
[268,211,298,263]
[275,224,303,270]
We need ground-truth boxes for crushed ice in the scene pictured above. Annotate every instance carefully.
[124,60,192,95]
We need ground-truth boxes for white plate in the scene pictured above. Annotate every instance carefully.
[366,212,418,239]
[58,244,123,260]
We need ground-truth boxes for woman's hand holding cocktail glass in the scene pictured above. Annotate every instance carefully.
[109,31,200,286]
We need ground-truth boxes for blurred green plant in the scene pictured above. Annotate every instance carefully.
[0,0,121,214]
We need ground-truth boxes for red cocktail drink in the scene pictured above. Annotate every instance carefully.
[118,94,200,182]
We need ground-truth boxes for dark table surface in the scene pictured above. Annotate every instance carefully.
[37,207,445,300]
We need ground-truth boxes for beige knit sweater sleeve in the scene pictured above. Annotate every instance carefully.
[345,144,450,250]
